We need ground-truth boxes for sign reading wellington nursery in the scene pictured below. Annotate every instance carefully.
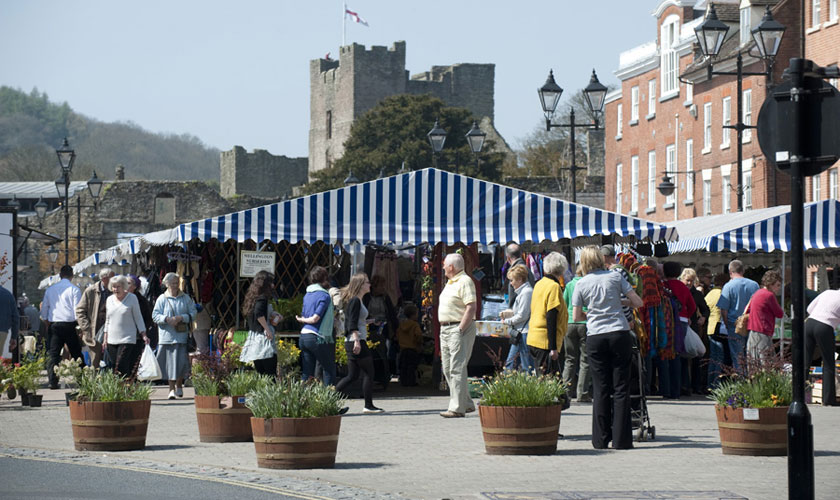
[239,250,275,278]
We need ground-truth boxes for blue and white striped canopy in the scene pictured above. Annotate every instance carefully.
[179,168,677,246]
[667,199,840,253]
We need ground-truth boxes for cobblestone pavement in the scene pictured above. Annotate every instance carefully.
[1,386,838,500]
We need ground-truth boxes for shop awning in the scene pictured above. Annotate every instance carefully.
[179,168,677,246]
[666,199,840,253]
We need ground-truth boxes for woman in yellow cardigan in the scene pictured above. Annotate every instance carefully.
[527,252,569,375]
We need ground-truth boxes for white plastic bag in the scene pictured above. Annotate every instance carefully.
[137,345,162,381]
[683,325,706,358]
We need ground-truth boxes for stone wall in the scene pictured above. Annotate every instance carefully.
[308,41,496,175]
[502,176,605,209]
[220,146,308,199]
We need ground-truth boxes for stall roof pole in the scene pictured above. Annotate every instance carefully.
[235,242,241,330]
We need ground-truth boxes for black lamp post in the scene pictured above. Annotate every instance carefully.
[426,118,485,173]
[54,168,71,266]
[694,5,785,211]
[538,69,607,203]
[6,195,21,210]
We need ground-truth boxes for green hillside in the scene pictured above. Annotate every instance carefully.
[0,86,220,182]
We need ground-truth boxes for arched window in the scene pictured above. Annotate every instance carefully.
[154,193,176,224]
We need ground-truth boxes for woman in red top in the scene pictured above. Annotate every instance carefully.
[662,261,697,399]
[746,270,784,360]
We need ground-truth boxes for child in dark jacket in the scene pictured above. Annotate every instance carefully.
[396,304,423,386]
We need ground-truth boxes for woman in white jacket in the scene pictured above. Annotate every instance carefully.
[104,275,147,377]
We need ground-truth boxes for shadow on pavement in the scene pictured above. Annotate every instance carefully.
[333,462,390,469]
[143,444,196,451]
[638,434,722,449]
[815,450,840,457]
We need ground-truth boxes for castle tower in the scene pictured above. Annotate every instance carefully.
[308,41,496,176]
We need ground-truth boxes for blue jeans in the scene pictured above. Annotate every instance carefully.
[299,334,336,386]
[707,337,727,389]
[726,325,747,374]
[504,333,534,372]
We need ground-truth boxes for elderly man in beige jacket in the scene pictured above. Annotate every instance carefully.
[76,268,114,368]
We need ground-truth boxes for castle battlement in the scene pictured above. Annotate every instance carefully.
[308,41,496,176]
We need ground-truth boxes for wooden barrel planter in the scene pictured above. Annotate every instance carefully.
[478,404,562,455]
[251,415,341,469]
[715,405,788,456]
[195,395,253,442]
[69,400,151,451]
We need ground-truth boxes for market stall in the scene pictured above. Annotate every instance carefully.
[45,168,679,382]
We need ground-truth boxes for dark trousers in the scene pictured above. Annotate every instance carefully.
[106,343,137,378]
[529,346,562,376]
[805,318,837,405]
[47,321,84,388]
[253,355,277,378]
[399,348,419,386]
[335,341,375,408]
[587,331,633,450]
[654,356,682,399]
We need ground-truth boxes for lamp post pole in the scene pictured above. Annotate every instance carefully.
[63,174,70,265]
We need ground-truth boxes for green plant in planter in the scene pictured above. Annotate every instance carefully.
[191,348,242,396]
[246,378,346,418]
[12,349,46,395]
[709,354,793,409]
[53,358,84,387]
[67,367,153,402]
[225,370,272,396]
[479,371,567,407]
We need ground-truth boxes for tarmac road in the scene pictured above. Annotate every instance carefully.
[0,456,321,500]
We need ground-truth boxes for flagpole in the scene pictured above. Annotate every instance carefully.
[342,1,346,47]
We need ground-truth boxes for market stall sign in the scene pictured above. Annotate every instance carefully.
[240,250,275,277]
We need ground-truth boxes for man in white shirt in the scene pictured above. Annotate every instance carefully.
[41,265,83,389]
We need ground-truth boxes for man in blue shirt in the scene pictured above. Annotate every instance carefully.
[0,285,20,358]
[716,260,759,374]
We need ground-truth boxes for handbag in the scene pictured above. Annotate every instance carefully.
[734,299,753,337]
[175,322,189,333]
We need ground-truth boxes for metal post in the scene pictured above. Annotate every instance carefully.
[735,53,744,211]
[63,177,70,265]
[786,57,814,500]
[569,108,577,203]
[77,196,82,262]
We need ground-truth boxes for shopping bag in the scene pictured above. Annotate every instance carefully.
[137,345,162,381]
[682,325,706,359]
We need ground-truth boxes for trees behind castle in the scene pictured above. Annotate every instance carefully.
[304,94,505,194]
[0,86,219,182]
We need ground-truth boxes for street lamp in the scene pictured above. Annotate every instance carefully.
[56,138,76,174]
[344,171,359,186]
[34,196,48,220]
[6,195,21,210]
[657,175,676,198]
[87,171,103,201]
[426,119,485,173]
[537,69,607,203]
[693,4,785,211]
[427,119,447,169]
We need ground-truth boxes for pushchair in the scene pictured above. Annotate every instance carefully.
[629,332,655,442]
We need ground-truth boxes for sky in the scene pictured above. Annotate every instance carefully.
[0,1,662,159]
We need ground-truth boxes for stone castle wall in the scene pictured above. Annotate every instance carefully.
[309,41,495,175]
[220,146,308,199]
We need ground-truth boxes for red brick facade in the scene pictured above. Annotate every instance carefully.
[605,0,838,222]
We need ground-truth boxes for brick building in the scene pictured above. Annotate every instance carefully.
[603,0,838,223]
[803,0,840,203]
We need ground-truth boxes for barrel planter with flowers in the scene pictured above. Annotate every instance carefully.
[246,378,346,469]
[477,371,566,455]
[65,367,153,451]
[709,362,792,456]
[191,351,270,442]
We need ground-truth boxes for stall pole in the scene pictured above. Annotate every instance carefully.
[235,242,241,330]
